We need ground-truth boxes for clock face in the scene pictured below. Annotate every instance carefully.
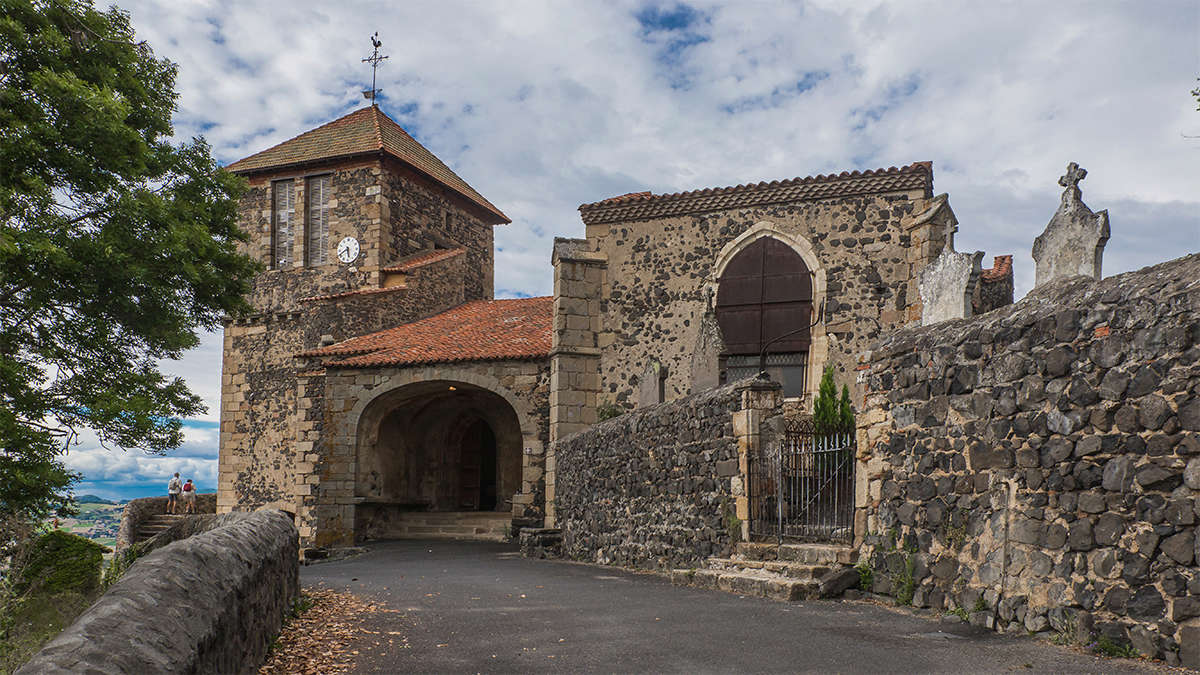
[336,237,359,264]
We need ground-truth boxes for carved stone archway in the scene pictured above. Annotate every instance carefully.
[709,223,828,402]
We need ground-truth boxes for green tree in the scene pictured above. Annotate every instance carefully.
[0,0,258,541]
[811,365,838,434]
[812,365,855,437]
[838,383,855,432]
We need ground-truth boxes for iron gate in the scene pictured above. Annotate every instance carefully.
[748,418,855,544]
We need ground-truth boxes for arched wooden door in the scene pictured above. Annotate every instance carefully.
[716,237,813,396]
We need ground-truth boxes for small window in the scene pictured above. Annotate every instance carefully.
[307,175,330,266]
[271,180,295,269]
[723,353,808,397]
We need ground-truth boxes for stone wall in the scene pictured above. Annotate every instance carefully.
[380,157,495,299]
[19,510,298,675]
[555,378,780,569]
[115,493,217,551]
[855,254,1200,664]
[300,251,467,347]
[581,182,950,414]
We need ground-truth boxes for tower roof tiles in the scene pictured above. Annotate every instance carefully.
[225,106,509,224]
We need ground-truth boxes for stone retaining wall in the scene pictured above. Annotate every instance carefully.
[20,510,299,675]
[115,493,217,551]
[554,378,779,569]
[855,254,1200,666]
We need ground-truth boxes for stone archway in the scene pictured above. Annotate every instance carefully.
[709,223,829,402]
[351,379,526,540]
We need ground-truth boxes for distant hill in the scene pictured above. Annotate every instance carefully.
[75,494,122,505]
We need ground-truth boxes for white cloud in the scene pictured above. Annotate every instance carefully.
[80,0,1200,498]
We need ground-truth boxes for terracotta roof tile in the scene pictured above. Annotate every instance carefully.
[579,162,933,225]
[300,297,552,368]
[225,106,509,224]
[381,248,465,273]
[981,254,1014,283]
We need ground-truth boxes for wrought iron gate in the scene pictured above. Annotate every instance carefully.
[748,418,855,544]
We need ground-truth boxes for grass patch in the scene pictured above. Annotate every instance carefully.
[854,561,873,590]
[597,404,624,421]
[0,531,110,673]
[893,554,916,606]
[1088,635,1139,659]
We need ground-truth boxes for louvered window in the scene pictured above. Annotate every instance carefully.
[716,237,812,397]
[307,175,331,266]
[272,180,295,268]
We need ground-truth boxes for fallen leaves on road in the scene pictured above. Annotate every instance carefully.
[260,587,390,675]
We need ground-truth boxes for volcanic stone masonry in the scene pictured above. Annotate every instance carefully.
[855,252,1200,665]
[220,153,497,516]
[554,378,780,569]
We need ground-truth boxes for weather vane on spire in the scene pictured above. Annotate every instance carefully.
[362,32,388,103]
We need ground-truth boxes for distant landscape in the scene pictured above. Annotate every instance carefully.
[55,495,125,549]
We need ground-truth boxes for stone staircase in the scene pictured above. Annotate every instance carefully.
[384,511,511,541]
[670,541,859,601]
[135,514,189,543]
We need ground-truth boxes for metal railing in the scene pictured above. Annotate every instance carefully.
[749,420,855,544]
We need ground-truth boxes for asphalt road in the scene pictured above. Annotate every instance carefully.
[302,539,1167,674]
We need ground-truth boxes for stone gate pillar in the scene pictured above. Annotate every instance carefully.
[547,238,605,527]
[732,377,783,542]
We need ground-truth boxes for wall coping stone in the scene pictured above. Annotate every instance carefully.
[19,510,299,675]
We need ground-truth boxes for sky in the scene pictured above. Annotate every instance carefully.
[67,0,1200,501]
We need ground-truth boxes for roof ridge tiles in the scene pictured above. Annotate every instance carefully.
[370,105,384,148]
[225,106,509,224]
[381,247,466,273]
[578,161,933,225]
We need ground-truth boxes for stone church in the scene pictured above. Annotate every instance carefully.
[216,104,1012,549]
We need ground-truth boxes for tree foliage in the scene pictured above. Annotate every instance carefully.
[0,0,258,528]
[812,365,854,436]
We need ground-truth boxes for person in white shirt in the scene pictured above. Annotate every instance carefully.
[167,473,182,514]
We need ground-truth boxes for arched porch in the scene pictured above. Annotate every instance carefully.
[351,378,533,541]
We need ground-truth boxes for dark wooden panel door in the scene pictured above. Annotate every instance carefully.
[716,238,812,354]
[459,421,483,510]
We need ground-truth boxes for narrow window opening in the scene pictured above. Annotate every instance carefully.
[272,179,295,269]
[307,175,330,266]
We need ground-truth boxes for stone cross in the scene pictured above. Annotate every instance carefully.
[918,244,984,325]
[1059,162,1087,194]
[1032,162,1110,287]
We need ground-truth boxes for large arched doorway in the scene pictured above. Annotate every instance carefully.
[352,380,524,541]
[716,236,813,397]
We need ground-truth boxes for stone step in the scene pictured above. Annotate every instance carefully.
[134,514,195,542]
[736,542,857,565]
[400,515,510,525]
[670,568,821,602]
[705,557,832,580]
[143,515,187,523]
[386,517,510,542]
